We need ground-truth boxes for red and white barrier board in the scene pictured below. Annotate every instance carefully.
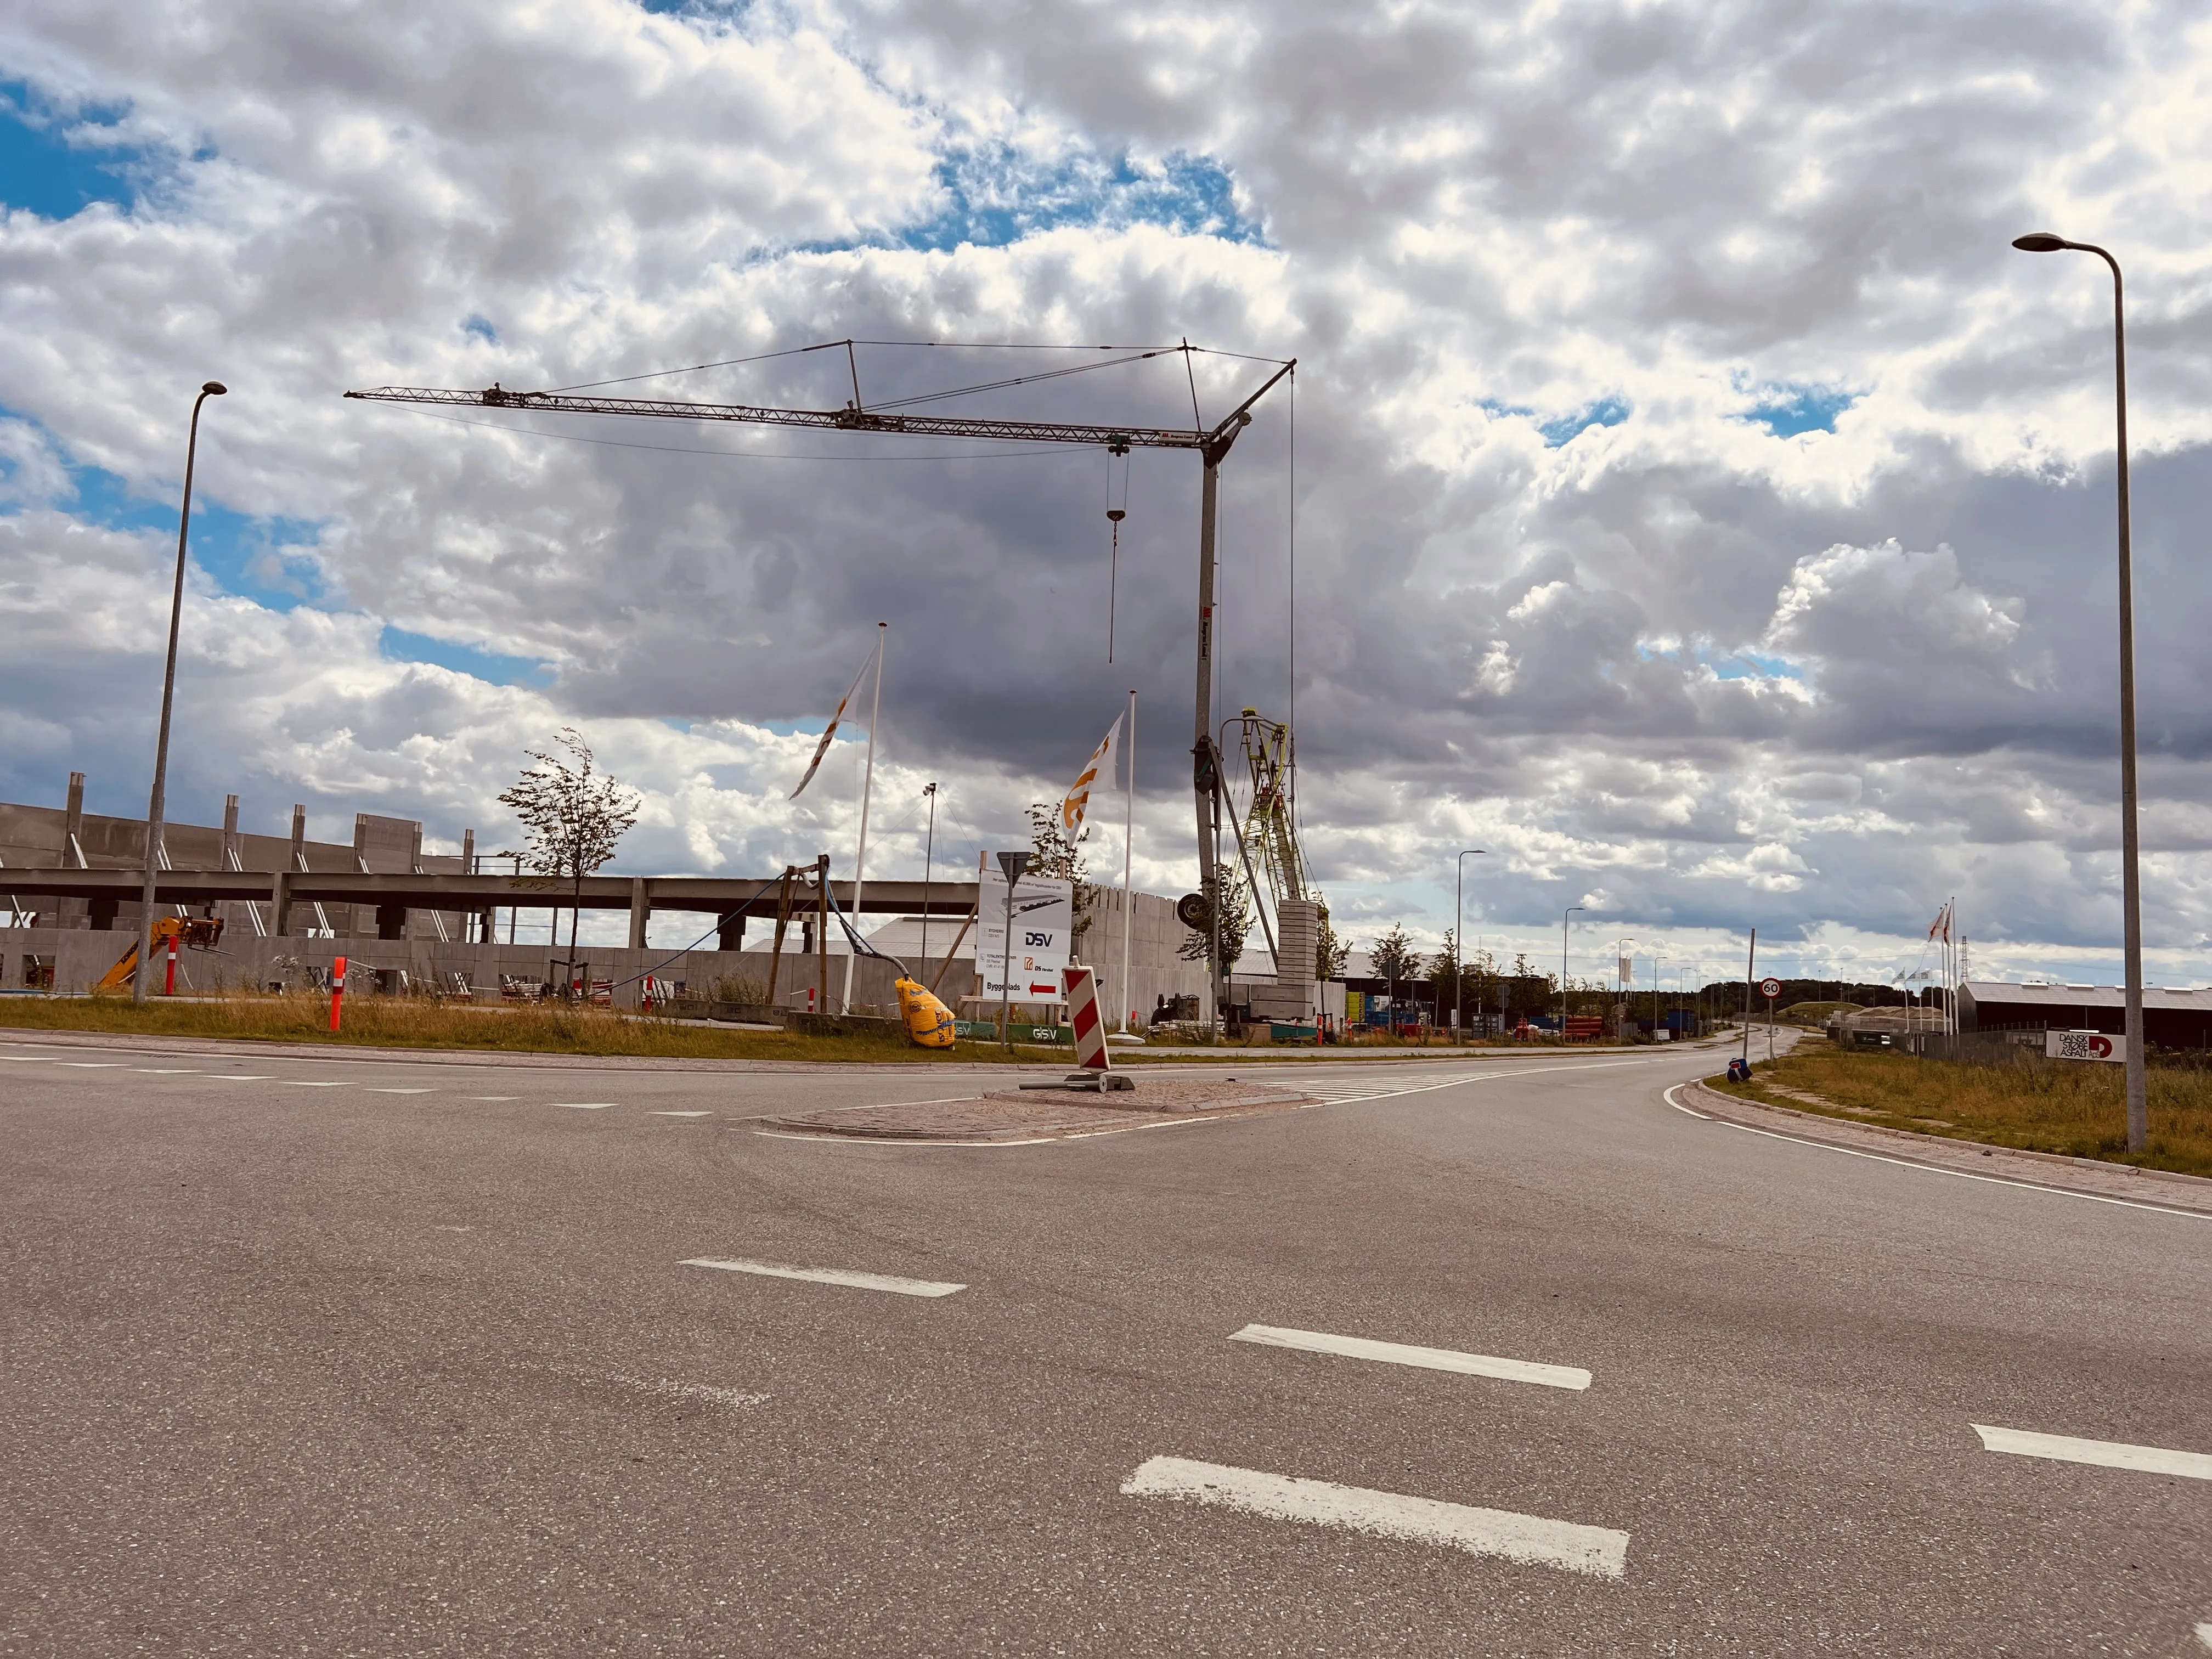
[1063,966,1110,1072]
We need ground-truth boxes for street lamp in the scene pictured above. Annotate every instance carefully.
[919,782,938,983]
[1454,849,1487,1042]
[1560,905,1583,1043]
[135,380,227,1003]
[2013,230,2145,1152]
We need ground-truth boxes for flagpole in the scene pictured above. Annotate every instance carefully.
[1120,689,1136,1032]
[842,623,886,1013]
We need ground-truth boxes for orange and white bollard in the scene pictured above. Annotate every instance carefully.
[163,934,178,996]
[330,956,347,1032]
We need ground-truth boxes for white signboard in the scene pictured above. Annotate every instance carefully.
[978,868,1074,1001]
[2046,1028,2125,1063]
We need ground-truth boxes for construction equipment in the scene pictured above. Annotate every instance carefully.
[1216,706,1330,978]
[346,344,1296,1024]
[95,915,225,992]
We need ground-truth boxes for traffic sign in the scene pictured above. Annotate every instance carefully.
[1759,977,1782,1000]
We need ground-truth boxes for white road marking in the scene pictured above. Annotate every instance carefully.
[1972,1423,2212,1481]
[1300,1057,1678,1107]
[470,1096,517,1101]
[208,1074,274,1081]
[1230,1323,1591,1391]
[680,1256,966,1298]
[282,1080,350,1088]
[2193,1620,2211,1650]
[557,1103,613,1110]
[1120,1456,1628,1579]
[368,1087,433,1094]
[54,1062,123,1068]
[1711,1118,2211,1221]
[652,1109,713,1117]
[606,1374,766,1410]
[1662,1083,1709,1119]
[132,1068,203,1075]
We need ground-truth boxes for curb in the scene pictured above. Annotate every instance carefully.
[1683,1079,2212,1200]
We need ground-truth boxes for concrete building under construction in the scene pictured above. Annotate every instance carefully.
[0,773,1231,1021]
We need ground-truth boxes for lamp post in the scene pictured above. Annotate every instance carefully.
[135,381,227,1003]
[2012,230,2145,1152]
[1560,905,1583,1043]
[1454,849,1487,1043]
[919,782,938,983]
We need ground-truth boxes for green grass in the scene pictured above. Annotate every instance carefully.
[0,992,1065,1065]
[1711,1043,2212,1177]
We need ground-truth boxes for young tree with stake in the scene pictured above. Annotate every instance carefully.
[498,729,640,990]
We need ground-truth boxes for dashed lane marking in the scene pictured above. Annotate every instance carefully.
[471,1096,517,1101]
[1120,1456,1628,1579]
[367,1087,433,1094]
[207,1074,274,1081]
[2193,1620,2211,1650]
[1230,1323,1592,1391]
[132,1068,204,1075]
[557,1103,614,1110]
[680,1256,966,1299]
[651,1110,713,1117]
[1972,1423,2212,1481]
[54,1062,125,1068]
[281,1080,350,1088]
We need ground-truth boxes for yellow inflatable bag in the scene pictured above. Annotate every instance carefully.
[895,977,957,1047]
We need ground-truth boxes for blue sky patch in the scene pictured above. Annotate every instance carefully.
[0,83,142,217]
[1481,396,1632,448]
[894,146,1263,253]
[1640,638,1807,681]
[380,627,552,686]
[462,314,499,345]
[1743,381,1856,437]
[59,458,329,613]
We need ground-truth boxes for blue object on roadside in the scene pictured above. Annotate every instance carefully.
[1726,1056,1753,1082]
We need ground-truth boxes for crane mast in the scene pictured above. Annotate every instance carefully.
[346,356,1295,1024]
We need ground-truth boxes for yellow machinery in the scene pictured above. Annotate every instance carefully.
[95,915,225,992]
[895,976,956,1047]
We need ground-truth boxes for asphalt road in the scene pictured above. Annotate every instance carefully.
[2,1035,2207,1656]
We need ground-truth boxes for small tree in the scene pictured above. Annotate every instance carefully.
[1174,869,1252,973]
[1024,802,1096,952]
[1370,924,1421,1004]
[498,729,640,982]
[1314,902,1349,982]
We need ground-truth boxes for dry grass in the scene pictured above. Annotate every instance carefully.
[1712,1042,2212,1177]
[0,991,1049,1064]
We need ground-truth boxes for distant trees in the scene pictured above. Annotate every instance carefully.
[1369,923,1422,1002]
[1314,905,1349,983]
[1024,802,1095,950]
[498,729,640,974]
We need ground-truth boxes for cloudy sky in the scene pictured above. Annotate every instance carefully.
[3,0,2210,987]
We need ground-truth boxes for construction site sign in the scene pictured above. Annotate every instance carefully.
[978,868,1074,1001]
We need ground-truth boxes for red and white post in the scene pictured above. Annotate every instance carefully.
[163,933,178,996]
[330,955,347,1032]
[1063,966,1111,1073]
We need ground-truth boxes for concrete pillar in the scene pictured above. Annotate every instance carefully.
[64,771,86,867]
[270,870,291,936]
[376,904,406,941]
[718,912,745,952]
[628,877,650,950]
[222,794,242,868]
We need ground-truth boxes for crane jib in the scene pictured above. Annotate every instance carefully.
[342,385,1217,450]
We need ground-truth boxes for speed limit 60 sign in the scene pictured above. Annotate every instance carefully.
[1759,977,1783,1000]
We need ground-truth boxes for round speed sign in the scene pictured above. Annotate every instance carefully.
[1759,977,1783,1000]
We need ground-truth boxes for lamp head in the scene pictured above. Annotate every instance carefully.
[2011,232,2068,253]
[201,381,228,396]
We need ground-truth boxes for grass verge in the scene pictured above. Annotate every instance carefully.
[1709,1043,2212,1177]
[0,992,1074,1065]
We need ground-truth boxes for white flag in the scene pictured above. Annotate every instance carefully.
[789,639,879,800]
[1058,714,1122,837]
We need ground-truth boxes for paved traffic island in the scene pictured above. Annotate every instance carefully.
[760,1075,1315,1143]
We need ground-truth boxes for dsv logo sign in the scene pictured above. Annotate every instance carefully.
[1024,931,1056,947]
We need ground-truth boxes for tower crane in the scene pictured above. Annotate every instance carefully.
[346,349,1296,1021]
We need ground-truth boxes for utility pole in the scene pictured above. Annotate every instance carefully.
[1742,928,1757,1069]
[1561,906,1583,1044]
[997,850,1029,1052]
[919,782,937,985]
